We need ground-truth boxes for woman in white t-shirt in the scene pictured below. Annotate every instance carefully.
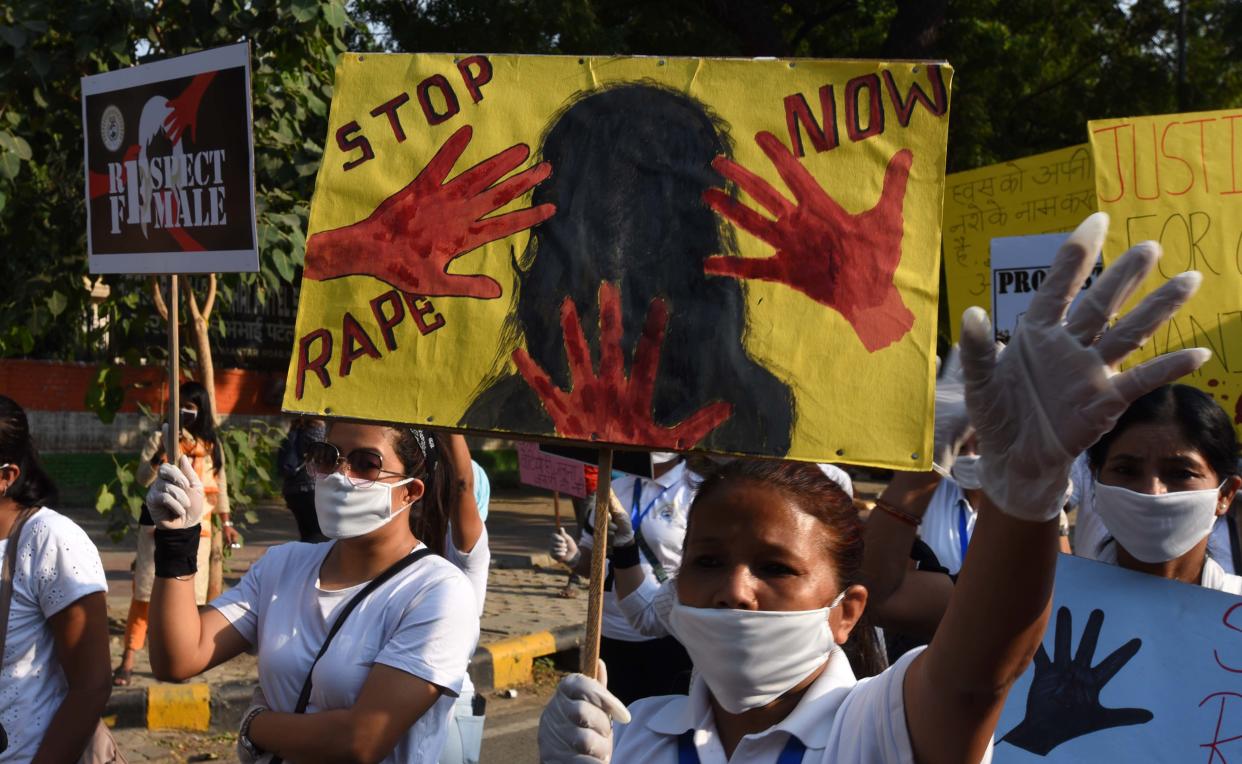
[537,214,1210,762]
[146,421,479,763]
[0,395,110,762]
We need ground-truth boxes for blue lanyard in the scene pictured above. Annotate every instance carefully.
[957,498,971,563]
[677,730,806,763]
[631,480,674,531]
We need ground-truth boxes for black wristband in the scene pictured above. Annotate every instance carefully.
[154,525,202,578]
[611,542,641,569]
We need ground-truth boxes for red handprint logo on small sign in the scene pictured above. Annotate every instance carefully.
[305,124,555,299]
[704,131,914,352]
[513,282,733,449]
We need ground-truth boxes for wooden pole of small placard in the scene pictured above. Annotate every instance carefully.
[166,275,181,463]
[552,491,562,531]
[580,449,613,678]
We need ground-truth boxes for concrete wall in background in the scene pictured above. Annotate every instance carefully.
[1,360,286,453]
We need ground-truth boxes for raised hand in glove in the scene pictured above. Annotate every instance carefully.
[932,344,973,475]
[606,491,635,548]
[145,456,205,530]
[538,661,630,763]
[960,213,1208,522]
[550,528,581,567]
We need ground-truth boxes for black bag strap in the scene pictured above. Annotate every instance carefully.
[296,547,434,713]
[270,547,434,764]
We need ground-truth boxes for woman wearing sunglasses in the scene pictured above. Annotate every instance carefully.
[146,421,480,764]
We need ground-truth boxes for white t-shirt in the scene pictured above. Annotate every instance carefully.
[442,524,489,700]
[917,478,976,575]
[580,461,696,642]
[614,646,992,763]
[0,509,107,762]
[211,541,480,763]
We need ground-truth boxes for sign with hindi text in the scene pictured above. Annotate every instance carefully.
[943,145,1096,341]
[284,54,953,468]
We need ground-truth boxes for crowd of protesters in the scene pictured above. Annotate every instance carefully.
[0,214,1235,763]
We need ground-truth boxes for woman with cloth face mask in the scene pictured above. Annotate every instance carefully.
[145,422,479,764]
[539,212,1211,763]
[1086,383,1242,592]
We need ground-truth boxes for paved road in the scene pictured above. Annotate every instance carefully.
[111,678,555,762]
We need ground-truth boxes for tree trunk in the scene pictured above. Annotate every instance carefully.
[181,275,224,600]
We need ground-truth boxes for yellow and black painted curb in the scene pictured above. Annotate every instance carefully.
[104,624,586,728]
[469,624,585,692]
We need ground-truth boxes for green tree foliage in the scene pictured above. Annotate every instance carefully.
[360,0,1242,171]
[0,0,367,361]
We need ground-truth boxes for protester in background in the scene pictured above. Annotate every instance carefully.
[1085,383,1241,592]
[277,416,328,543]
[147,421,478,763]
[560,464,597,597]
[114,380,234,686]
[538,214,1208,762]
[549,452,696,704]
[0,395,112,762]
[431,434,491,764]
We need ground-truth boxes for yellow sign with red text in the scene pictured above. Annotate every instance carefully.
[284,54,953,468]
[1090,108,1242,426]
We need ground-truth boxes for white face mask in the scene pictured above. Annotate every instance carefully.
[950,454,982,490]
[650,452,680,466]
[314,473,414,540]
[667,591,846,714]
[1093,479,1223,563]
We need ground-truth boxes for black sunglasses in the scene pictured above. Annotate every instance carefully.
[304,441,406,487]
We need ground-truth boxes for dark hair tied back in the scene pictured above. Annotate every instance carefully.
[392,427,452,556]
[0,395,59,509]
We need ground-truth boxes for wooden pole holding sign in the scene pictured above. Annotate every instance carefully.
[552,491,562,531]
[166,275,180,464]
[580,449,613,677]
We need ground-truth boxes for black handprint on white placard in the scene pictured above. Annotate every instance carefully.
[1002,607,1153,755]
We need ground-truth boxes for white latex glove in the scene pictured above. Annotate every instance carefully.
[550,528,581,566]
[237,686,273,764]
[145,455,206,530]
[960,212,1209,522]
[606,491,635,547]
[538,661,630,763]
[932,344,973,475]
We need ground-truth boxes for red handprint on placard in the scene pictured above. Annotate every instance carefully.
[704,131,914,352]
[164,72,215,145]
[305,125,555,299]
[512,282,733,449]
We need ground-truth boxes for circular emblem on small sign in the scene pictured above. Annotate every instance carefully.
[100,105,124,152]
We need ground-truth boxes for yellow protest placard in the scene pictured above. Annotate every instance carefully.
[943,146,1096,341]
[1090,108,1242,424]
[284,54,953,468]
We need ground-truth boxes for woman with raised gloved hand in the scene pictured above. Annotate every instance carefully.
[146,421,479,764]
[538,213,1210,763]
